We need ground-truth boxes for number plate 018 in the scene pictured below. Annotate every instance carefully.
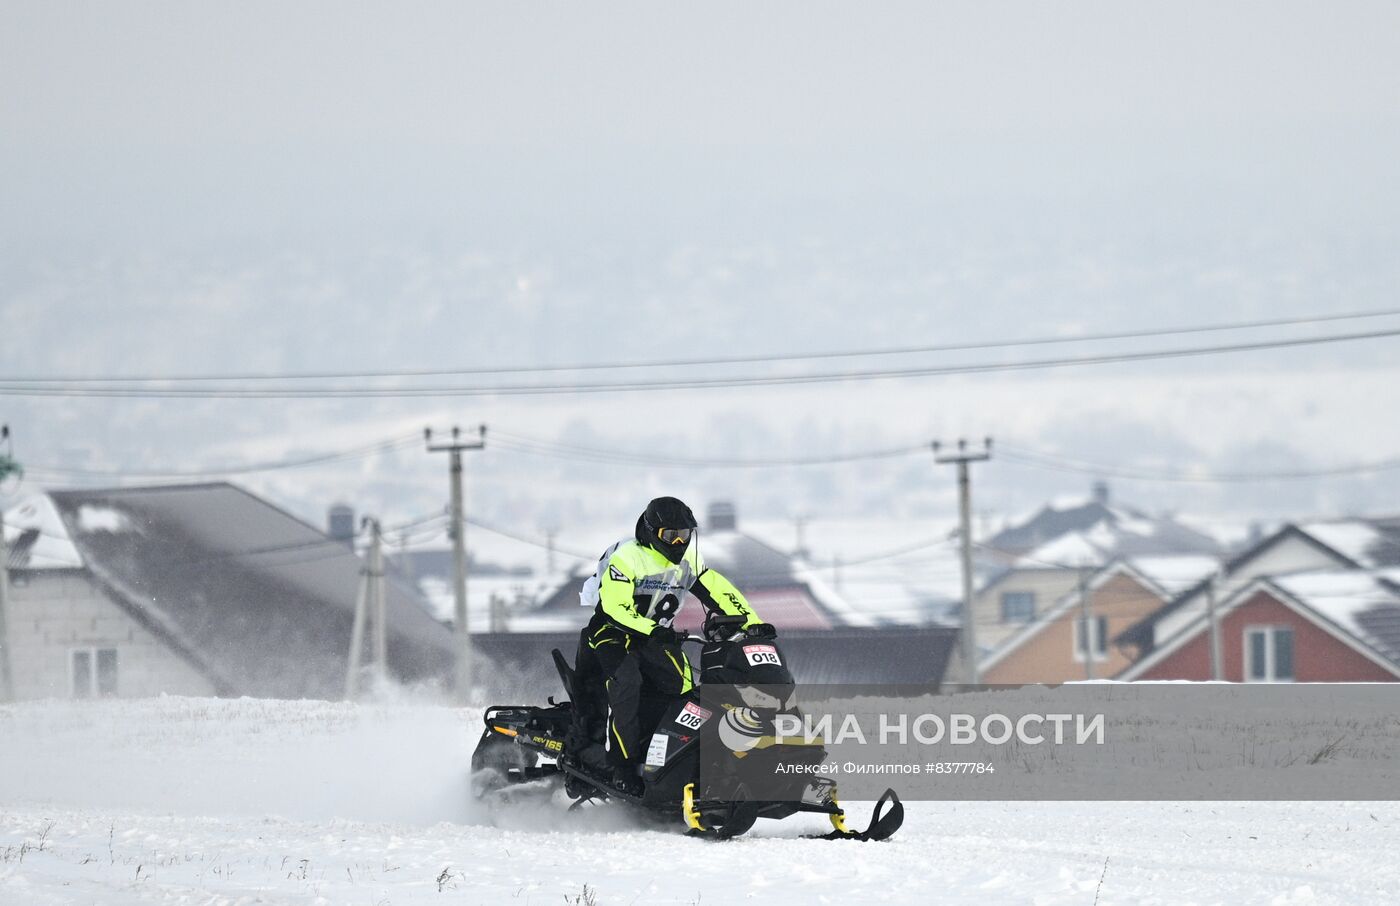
[743,644,781,667]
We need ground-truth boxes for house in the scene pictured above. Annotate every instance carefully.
[972,483,1224,656]
[1116,519,1400,662]
[980,554,1218,684]
[1119,570,1400,682]
[0,483,454,701]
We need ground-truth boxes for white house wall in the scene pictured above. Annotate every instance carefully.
[1152,535,1347,646]
[4,571,217,700]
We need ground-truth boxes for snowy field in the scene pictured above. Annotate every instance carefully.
[2,698,1398,905]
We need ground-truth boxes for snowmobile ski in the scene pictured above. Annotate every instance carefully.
[804,788,905,841]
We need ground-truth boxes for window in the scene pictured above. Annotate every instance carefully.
[71,647,119,698]
[1000,591,1035,623]
[1074,615,1109,662]
[1244,626,1295,682]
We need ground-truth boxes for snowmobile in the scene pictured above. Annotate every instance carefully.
[471,613,904,840]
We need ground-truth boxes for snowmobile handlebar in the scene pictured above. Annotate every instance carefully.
[665,615,770,648]
[702,613,750,641]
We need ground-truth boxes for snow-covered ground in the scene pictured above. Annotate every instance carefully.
[2,697,1398,905]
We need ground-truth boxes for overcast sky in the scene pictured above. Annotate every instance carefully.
[3,1,1400,539]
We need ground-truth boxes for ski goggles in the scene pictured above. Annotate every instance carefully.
[657,527,693,545]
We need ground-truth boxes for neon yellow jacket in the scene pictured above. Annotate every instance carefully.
[579,538,760,635]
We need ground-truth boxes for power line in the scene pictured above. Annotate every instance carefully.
[385,510,452,536]
[462,516,597,562]
[836,537,959,568]
[458,516,960,576]
[491,431,927,468]
[20,433,421,479]
[997,445,1400,483]
[465,429,1400,484]
[4,307,1398,385]
[3,324,1399,399]
[17,421,1400,486]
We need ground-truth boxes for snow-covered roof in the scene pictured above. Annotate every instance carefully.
[1299,521,1392,568]
[989,487,1224,564]
[749,515,964,625]
[1016,531,1106,569]
[1127,555,1220,597]
[3,493,83,569]
[1174,515,1273,553]
[1272,570,1400,666]
[1045,493,1094,511]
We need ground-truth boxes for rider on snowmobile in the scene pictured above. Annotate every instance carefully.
[572,496,776,796]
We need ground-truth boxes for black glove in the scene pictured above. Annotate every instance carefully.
[745,622,777,640]
[648,625,680,644]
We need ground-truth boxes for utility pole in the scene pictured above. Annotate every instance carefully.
[344,545,369,699]
[1204,569,1224,681]
[1077,564,1095,681]
[0,424,21,702]
[344,516,388,699]
[369,517,387,686]
[934,437,993,688]
[0,506,12,702]
[426,425,486,704]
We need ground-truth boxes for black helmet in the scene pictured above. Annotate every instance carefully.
[635,496,698,564]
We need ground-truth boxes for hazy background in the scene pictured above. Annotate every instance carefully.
[4,1,1400,542]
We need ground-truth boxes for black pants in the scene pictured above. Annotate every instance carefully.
[574,615,693,768]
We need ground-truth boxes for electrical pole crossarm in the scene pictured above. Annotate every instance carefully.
[932,436,993,466]
[425,424,487,454]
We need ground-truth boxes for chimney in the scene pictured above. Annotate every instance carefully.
[1091,480,1110,507]
[327,503,355,546]
[708,501,737,532]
